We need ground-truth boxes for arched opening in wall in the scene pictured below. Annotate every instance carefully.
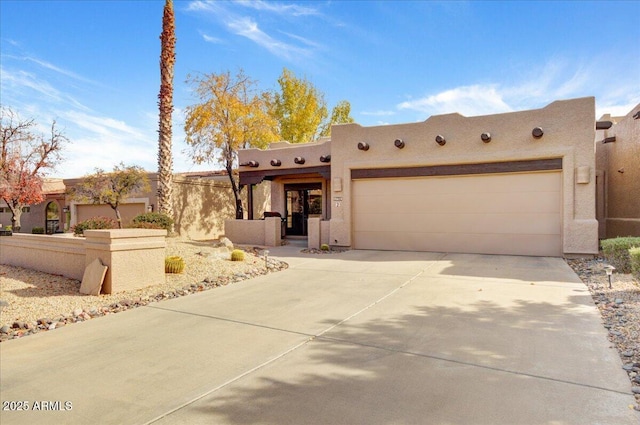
[46,202,60,234]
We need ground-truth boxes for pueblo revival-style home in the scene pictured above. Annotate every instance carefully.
[228,97,609,257]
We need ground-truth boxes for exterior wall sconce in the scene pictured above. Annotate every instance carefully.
[435,135,446,146]
[394,139,405,149]
[294,157,305,164]
[618,168,625,174]
[532,127,544,138]
[147,204,154,212]
[633,111,640,120]
[240,160,259,167]
[604,265,615,289]
[320,155,331,163]
[481,132,492,143]
[357,142,369,151]
[62,206,70,213]
[270,159,281,167]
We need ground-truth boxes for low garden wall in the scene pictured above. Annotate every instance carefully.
[0,233,85,280]
[307,218,331,249]
[224,217,282,247]
[0,229,166,294]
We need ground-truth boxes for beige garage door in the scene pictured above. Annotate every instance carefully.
[352,171,562,256]
[77,203,145,226]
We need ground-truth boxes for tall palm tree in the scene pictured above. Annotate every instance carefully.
[157,0,175,225]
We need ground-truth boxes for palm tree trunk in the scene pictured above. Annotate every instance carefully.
[157,0,175,230]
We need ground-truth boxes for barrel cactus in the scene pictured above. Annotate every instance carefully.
[230,249,245,262]
[165,256,185,274]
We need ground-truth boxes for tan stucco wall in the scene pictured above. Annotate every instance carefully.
[84,229,166,294]
[328,97,597,255]
[172,176,270,240]
[239,139,331,173]
[595,104,640,238]
[64,173,270,240]
[0,233,85,280]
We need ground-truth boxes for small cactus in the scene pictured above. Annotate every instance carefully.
[230,249,245,262]
[320,244,330,251]
[165,256,185,274]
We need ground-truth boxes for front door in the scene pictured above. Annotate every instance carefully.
[284,183,322,237]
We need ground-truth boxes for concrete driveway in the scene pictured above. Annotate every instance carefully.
[1,247,638,425]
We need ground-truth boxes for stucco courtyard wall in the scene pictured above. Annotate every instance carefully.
[329,97,598,255]
[0,230,166,294]
[64,173,270,241]
[173,175,270,240]
[0,233,85,280]
[595,104,640,238]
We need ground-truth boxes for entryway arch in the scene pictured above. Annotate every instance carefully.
[45,201,60,234]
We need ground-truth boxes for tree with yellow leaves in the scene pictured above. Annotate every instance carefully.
[268,68,328,144]
[184,69,278,219]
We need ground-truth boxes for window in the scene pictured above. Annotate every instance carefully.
[0,207,30,213]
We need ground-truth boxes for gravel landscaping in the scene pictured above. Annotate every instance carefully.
[0,239,287,342]
[566,257,640,410]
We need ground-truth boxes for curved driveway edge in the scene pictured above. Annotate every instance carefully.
[1,248,638,425]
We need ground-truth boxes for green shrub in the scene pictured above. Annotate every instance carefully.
[630,247,640,281]
[601,237,640,273]
[4,225,11,231]
[165,256,185,274]
[72,216,119,236]
[131,212,173,231]
[320,243,330,251]
[230,249,245,262]
[32,227,45,234]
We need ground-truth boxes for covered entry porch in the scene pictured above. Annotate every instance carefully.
[226,139,333,247]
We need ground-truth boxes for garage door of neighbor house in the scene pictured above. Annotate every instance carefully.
[76,203,146,226]
[352,171,562,256]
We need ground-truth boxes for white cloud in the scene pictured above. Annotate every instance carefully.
[187,0,315,61]
[397,58,640,119]
[198,31,223,44]
[235,0,319,17]
[398,85,512,117]
[361,110,396,117]
[227,17,308,60]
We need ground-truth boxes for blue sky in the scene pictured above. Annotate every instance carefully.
[1,0,639,178]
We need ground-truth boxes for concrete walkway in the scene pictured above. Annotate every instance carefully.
[1,247,638,425]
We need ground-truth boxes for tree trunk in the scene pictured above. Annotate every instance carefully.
[113,207,123,229]
[6,201,22,232]
[157,0,175,229]
[225,163,244,219]
[10,207,21,232]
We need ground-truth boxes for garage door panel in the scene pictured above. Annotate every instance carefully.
[352,172,562,256]
[354,231,562,257]
[355,212,561,235]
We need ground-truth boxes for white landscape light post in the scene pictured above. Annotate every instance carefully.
[264,250,270,271]
[604,265,615,289]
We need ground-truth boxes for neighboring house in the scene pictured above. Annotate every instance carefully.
[595,103,640,238]
[233,97,604,257]
[0,179,66,234]
[2,171,269,240]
